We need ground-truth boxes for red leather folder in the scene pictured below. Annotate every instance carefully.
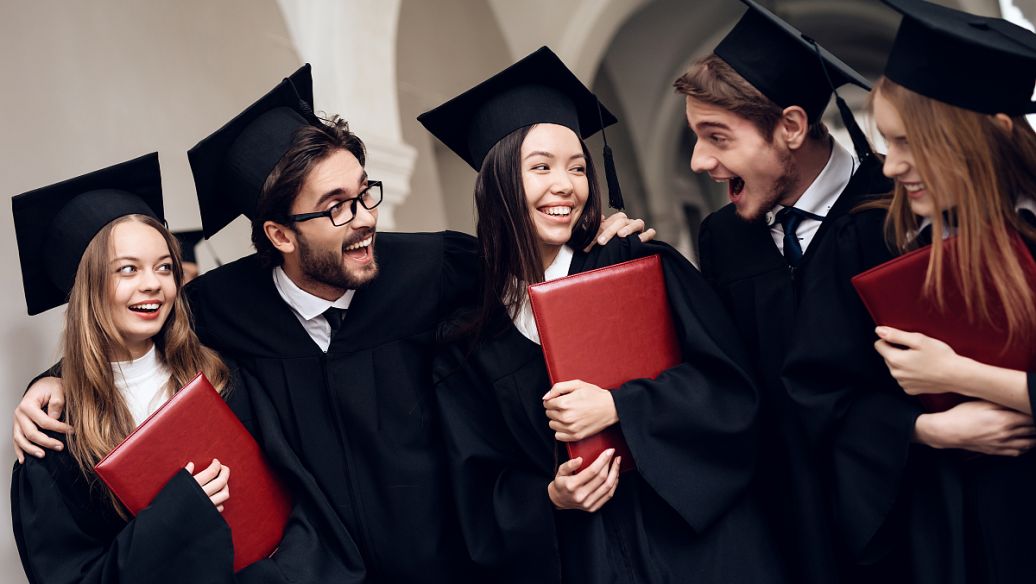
[528,255,682,473]
[852,233,1036,412]
[94,372,292,571]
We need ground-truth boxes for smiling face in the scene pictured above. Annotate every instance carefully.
[107,220,177,360]
[284,148,379,298]
[520,123,590,268]
[685,96,796,222]
[872,89,938,218]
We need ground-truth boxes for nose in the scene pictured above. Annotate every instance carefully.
[350,200,378,230]
[139,266,161,292]
[882,150,908,179]
[690,141,716,174]
[551,168,574,195]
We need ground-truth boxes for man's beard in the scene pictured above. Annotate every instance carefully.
[738,148,798,223]
[297,229,379,291]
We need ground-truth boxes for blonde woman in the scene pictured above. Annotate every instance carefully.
[784,2,1036,582]
[11,155,356,583]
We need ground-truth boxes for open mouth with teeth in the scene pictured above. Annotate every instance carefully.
[538,205,574,221]
[902,182,927,198]
[128,301,163,320]
[728,177,745,201]
[343,234,374,262]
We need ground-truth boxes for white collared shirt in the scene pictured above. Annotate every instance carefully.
[512,245,574,345]
[767,140,856,257]
[272,266,355,352]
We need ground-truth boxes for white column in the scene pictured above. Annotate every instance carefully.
[274,0,417,229]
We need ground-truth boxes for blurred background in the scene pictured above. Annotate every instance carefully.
[0,1,1029,581]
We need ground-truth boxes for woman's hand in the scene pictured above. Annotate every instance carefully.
[14,376,72,463]
[914,400,1036,456]
[185,459,231,512]
[874,326,965,395]
[543,380,619,442]
[548,449,621,512]
[585,212,656,251]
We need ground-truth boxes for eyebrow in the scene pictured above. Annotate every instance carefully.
[111,254,172,264]
[523,151,586,161]
[315,171,369,207]
[693,121,732,133]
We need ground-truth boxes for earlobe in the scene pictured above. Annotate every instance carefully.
[781,106,809,149]
[263,221,296,255]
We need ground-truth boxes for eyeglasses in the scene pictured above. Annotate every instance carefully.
[289,181,383,227]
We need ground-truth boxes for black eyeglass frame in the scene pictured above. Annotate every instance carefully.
[288,180,383,226]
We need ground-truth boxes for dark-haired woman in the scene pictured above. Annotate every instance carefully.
[783,2,1036,582]
[420,47,781,584]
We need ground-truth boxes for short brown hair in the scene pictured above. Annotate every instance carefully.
[674,53,828,141]
[252,115,366,268]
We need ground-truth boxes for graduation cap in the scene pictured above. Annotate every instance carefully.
[715,0,875,161]
[12,153,164,315]
[883,0,1036,116]
[418,46,625,209]
[188,64,317,238]
[173,229,205,264]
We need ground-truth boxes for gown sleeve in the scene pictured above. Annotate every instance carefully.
[600,238,762,533]
[781,209,923,562]
[12,452,234,584]
[438,230,480,319]
[432,343,562,584]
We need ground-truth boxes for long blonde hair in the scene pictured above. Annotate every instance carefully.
[873,77,1036,345]
[62,215,229,507]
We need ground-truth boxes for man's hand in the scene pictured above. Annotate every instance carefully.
[14,376,71,463]
[914,400,1036,456]
[543,380,619,442]
[586,212,657,251]
[547,449,621,512]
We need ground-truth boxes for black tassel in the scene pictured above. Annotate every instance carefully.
[595,98,625,211]
[835,94,875,163]
[603,143,624,211]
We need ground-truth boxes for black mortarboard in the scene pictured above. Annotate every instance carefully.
[418,46,626,209]
[714,0,876,161]
[716,0,870,120]
[883,0,1036,115]
[173,229,205,264]
[12,153,164,315]
[188,64,317,238]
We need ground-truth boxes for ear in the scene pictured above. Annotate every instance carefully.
[993,113,1014,133]
[263,221,297,255]
[778,105,810,150]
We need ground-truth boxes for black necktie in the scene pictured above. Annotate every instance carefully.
[775,207,810,267]
[323,307,346,338]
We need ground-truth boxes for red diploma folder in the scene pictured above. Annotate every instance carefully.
[528,255,682,473]
[94,372,292,571]
[852,233,1036,412]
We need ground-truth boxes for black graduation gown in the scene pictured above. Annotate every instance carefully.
[12,436,234,584]
[186,231,480,584]
[696,155,893,584]
[432,236,782,584]
[783,207,1036,584]
[11,368,360,584]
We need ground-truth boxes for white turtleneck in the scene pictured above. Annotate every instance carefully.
[111,343,172,427]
